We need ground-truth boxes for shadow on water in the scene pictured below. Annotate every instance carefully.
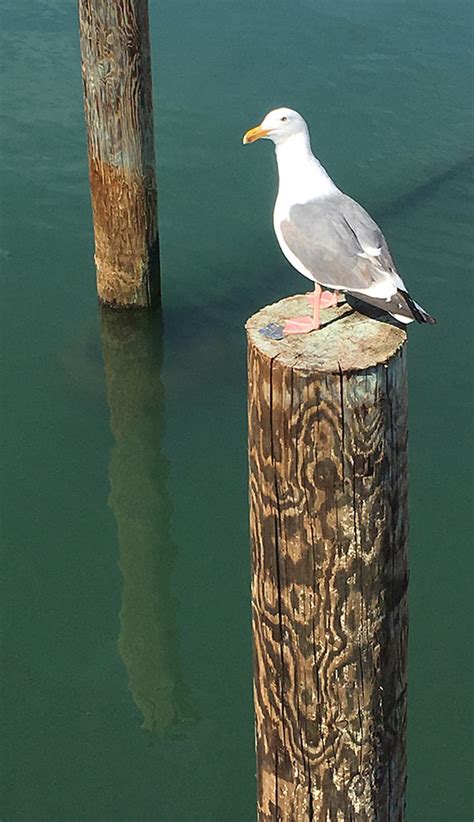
[377,153,474,219]
[99,306,194,735]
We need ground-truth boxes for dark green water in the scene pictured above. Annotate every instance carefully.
[1,0,473,819]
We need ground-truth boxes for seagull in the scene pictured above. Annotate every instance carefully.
[243,107,436,334]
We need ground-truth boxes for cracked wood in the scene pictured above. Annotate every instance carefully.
[246,297,409,821]
[78,0,160,307]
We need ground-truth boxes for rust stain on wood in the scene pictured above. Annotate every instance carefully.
[89,159,158,306]
[247,297,408,820]
[78,0,160,307]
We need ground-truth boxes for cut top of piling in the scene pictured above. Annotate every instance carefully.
[245,295,407,373]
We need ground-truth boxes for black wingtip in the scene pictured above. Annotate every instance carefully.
[401,291,437,325]
[414,308,437,325]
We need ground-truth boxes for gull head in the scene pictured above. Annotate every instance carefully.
[243,107,309,146]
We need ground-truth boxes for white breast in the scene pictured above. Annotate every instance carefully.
[273,139,338,284]
[273,204,317,283]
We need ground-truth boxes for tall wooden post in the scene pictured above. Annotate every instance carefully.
[246,296,409,820]
[78,0,160,308]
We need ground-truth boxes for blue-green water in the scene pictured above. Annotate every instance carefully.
[1,1,473,819]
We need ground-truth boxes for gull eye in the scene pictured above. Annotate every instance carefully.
[280,116,288,122]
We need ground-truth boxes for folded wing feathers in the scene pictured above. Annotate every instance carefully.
[281,195,400,297]
[279,192,435,323]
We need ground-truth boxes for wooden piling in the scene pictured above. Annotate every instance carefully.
[246,296,409,820]
[78,0,160,308]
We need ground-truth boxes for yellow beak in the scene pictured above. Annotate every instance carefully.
[242,125,269,145]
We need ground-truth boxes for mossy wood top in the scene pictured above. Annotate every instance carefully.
[246,295,407,373]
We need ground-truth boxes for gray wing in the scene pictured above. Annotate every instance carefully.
[280,193,398,292]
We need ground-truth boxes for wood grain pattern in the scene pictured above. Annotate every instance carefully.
[246,297,408,820]
[78,0,160,307]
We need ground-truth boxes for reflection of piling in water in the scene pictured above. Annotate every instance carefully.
[100,308,191,733]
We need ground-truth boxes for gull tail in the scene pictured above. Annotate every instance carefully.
[399,291,437,324]
[350,289,437,325]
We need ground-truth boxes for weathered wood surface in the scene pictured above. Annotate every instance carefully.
[246,296,409,821]
[78,0,160,307]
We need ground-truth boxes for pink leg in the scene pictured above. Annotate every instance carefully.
[312,283,321,328]
[284,284,321,335]
[307,288,341,309]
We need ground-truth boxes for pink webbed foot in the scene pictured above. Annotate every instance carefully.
[307,290,341,309]
[283,316,320,335]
